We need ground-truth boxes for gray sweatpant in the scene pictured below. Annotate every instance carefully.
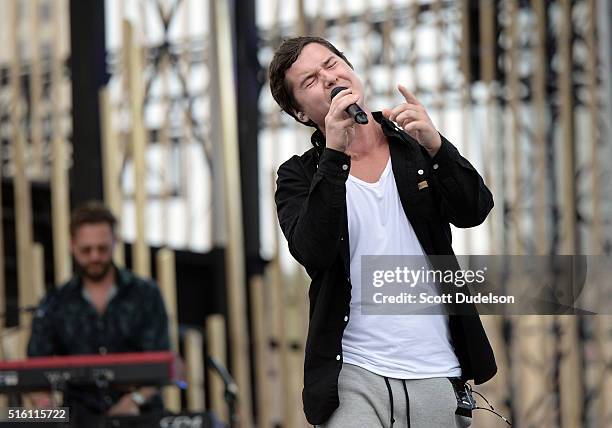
[318,363,472,428]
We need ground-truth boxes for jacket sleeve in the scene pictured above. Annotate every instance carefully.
[138,283,170,351]
[275,148,350,270]
[27,294,60,357]
[426,134,494,228]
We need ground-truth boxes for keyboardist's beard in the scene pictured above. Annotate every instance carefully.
[75,260,114,283]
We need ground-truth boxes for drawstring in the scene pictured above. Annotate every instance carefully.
[401,379,411,428]
[383,377,395,427]
[384,377,411,428]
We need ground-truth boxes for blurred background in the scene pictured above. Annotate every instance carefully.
[0,0,611,426]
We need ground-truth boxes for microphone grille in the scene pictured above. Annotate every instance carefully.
[330,86,348,100]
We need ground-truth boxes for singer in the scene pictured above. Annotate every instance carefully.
[269,36,497,427]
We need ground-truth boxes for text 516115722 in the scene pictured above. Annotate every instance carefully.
[1,407,69,423]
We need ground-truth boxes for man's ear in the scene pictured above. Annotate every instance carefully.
[295,111,310,124]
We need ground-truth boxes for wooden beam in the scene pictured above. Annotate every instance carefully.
[297,0,306,36]
[0,1,6,365]
[264,160,284,426]
[596,315,611,427]
[28,0,44,179]
[10,0,35,361]
[180,0,195,247]
[473,2,511,423]
[210,0,253,425]
[507,0,522,254]
[556,2,582,426]
[586,0,603,254]
[479,0,503,253]
[587,2,609,425]
[313,0,326,37]
[159,53,172,246]
[268,172,290,428]
[531,0,549,256]
[31,243,46,304]
[459,0,472,253]
[250,274,271,428]
[157,248,180,412]
[185,328,206,412]
[51,0,72,284]
[382,1,395,99]
[123,20,150,277]
[558,0,577,254]
[99,87,125,267]
[206,314,228,424]
[0,150,4,361]
[19,243,45,360]
[433,0,445,131]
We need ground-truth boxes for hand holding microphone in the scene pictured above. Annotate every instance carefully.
[330,86,368,124]
[324,87,368,152]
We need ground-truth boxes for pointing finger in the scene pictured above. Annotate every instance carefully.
[387,104,421,122]
[398,84,420,105]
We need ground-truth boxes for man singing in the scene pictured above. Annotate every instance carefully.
[269,36,496,427]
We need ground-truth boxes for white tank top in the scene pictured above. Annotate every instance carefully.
[342,157,461,379]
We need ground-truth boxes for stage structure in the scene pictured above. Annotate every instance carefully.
[0,0,610,427]
[257,1,612,427]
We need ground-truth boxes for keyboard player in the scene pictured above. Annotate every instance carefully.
[26,201,170,426]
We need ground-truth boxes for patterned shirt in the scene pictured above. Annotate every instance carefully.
[28,267,170,357]
[26,267,170,416]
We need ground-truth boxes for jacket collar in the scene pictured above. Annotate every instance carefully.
[66,264,131,294]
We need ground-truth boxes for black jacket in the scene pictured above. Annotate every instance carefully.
[275,112,497,425]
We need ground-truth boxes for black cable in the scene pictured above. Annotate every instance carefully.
[473,407,512,426]
[471,389,494,409]
[469,384,512,425]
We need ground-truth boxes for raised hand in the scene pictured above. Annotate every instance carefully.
[382,84,441,157]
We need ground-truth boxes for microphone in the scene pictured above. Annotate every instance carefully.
[207,356,239,427]
[206,356,238,398]
[330,86,368,124]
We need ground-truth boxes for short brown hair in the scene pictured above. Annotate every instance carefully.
[268,36,353,127]
[70,200,117,237]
